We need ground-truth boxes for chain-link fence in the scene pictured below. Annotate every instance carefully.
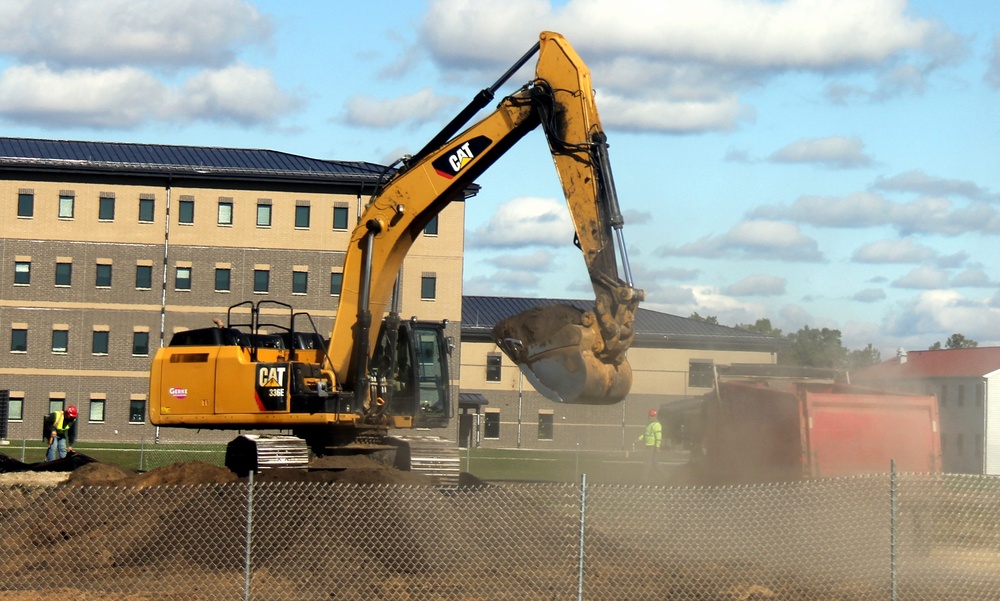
[2,471,1000,600]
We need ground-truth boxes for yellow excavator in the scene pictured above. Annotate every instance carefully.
[148,32,644,483]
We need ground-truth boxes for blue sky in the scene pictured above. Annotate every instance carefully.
[1,0,998,357]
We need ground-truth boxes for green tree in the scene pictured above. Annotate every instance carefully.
[781,325,847,368]
[736,318,783,338]
[846,343,882,370]
[688,312,718,324]
[929,333,978,350]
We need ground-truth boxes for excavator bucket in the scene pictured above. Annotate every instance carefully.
[493,304,632,405]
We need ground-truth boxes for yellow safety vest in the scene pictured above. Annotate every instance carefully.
[641,421,662,448]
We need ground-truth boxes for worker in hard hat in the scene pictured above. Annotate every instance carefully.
[44,405,79,461]
[636,408,662,482]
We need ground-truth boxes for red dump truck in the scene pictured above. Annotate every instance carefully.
[686,369,941,485]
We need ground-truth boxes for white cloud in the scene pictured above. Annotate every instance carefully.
[724,274,787,297]
[658,220,823,262]
[487,250,555,271]
[0,63,298,128]
[0,0,270,69]
[884,290,1000,344]
[851,238,937,264]
[853,288,887,303]
[891,266,950,289]
[768,136,874,169]
[464,270,541,295]
[467,197,575,248]
[343,88,459,129]
[873,169,996,201]
[751,192,887,228]
[419,0,946,133]
[987,37,1000,88]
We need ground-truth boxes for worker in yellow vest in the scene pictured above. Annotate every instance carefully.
[636,409,662,482]
[44,405,78,461]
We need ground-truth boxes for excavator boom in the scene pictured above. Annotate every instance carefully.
[330,31,644,404]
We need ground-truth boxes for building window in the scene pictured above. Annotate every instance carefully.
[295,204,310,228]
[689,360,714,388]
[133,331,149,356]
[178,198,194,224]
[333,206,349,230]
[8,395,23,421]
[484,410,501,439]
[128,399,146,424]
[424,214,439,236]
[17,192,33,217]
[92,330,109,355]
[330,272,343,296]
[175,266,192,290]
[135,264,153,289]
[138,197,155,222]
[538,411,554,441]
[129,398,146,423]
[98,195,115,221]
[421,275,436,300]
[51,329,69,353]
[58,194,74,218]
[486,354,502,382]
[55,262,72,286]
[14,261,30,285]
[49,398,65,414]
[89,399,106,422]
[218,199,233,225]
[10,328,27,352]
[292,270,308,294]
[256,202,271,227]
[215,268,231,292]
[253,269,270,293]
[95,264,113,288]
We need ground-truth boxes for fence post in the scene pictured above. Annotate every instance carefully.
[890,459,897,601]
[21,434,26,462]
[139,437,145,472]
[577,473,587,601]
[244,470,255,601]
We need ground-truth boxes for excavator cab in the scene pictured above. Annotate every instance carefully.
[372,319,451,429]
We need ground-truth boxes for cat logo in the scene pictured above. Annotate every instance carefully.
[255,364,288,411]
[432,135,492,179]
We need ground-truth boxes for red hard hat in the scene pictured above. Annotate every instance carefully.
[65,405,78,419]
[648,409,657,417]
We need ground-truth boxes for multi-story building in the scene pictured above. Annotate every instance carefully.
[0,137,465,444]
[459,296,781,451]
[855,347,1000,475]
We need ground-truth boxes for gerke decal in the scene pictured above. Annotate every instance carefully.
[432,135,492,179]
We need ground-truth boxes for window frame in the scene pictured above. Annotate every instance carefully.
[484,410,501,440]
[51,329,69,354]
[8,395,24,421]
[91,330,109,355]
[332,206,349,230]
[17,192,34,218]
[537,411,554,441]
[129,398,146,424]
[420,275,436,300]
[253,269,270,293]
[256,203,272,227]
[330,272,343,296]
[135,264,153,289]
[132,331,150,356]
[89,399,106,423]
[177,199,195,224]
[217,200,233,226]
[688,360,715,389]
[95,263,113,288]
[295,204,310,228]
[424,214,439,236]
[55,262,73,286]
[58,195,74,219]
[175,266,192,291]
[98,196,115,221]
[14,261,31,285]
[486,353,502,382]
[10,328,27,352]
[138,197,155,222]
[215,267,231,292]
[292,270,308,294]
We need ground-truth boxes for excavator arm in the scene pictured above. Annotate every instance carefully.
[330,31,644,405]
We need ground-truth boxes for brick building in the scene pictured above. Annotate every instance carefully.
[0,137,465,445]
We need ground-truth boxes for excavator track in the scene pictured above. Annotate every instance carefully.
[390,436,461,488]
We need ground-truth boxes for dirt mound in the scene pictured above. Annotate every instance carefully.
[65,462,137,486]
[65,461,237,488]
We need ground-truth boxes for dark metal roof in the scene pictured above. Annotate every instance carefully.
[0,137,389,184]
[462,295,782,352]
